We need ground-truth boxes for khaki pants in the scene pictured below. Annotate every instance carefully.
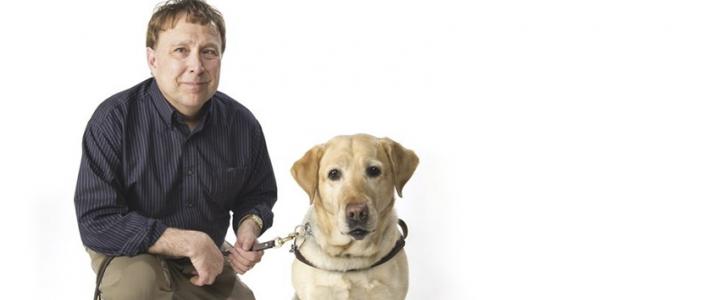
[87,248,255,300]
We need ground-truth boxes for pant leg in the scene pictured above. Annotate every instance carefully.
[220,263,256,300]
[87,248,173,300]
[168,258,255,300]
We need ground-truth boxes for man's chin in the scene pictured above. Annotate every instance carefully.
[179,89,213,102]
[181,84,210,94]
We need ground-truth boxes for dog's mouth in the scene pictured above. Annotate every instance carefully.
[346,228,371,240]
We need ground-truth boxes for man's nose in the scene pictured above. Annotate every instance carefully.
[187,51,206,74]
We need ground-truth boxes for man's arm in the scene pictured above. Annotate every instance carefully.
[75,117,225,285]
[74,116,167,256]
[231,121,278,237]
[146,228,209,257]
[227,121,276,273]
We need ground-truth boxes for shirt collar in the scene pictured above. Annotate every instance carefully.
[149,79,176,128]
[184,99,212,133]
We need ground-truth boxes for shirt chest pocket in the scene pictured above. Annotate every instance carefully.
[210,166,246,209]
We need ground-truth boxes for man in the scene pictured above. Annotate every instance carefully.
[74,0,276,299]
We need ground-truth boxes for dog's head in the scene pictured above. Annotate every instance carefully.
[292,134,418,249]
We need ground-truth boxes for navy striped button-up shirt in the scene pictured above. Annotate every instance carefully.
[75,78,277,256]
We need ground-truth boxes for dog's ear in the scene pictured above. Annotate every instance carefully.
[380,137,419,198]
[291,144,325,204]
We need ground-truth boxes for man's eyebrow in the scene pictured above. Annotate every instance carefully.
[169,40,219,49]
[201,42,220,50]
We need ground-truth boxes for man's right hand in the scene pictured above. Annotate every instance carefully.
[148,228,224,286]
[186,232,224,286]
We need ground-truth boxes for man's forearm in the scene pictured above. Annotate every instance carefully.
[148,227,208,258]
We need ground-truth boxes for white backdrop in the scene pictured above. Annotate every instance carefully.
[2,0,719,299]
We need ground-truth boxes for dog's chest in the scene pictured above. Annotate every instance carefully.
[292,252,408,300]
[301,269,397,299]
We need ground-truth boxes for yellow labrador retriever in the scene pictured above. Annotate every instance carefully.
[290,134,419,300]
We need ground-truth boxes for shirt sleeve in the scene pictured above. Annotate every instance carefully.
[74,116,167,256]
[232,120,278,236]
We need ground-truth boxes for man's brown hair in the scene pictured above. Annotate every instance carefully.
[146,0,226,53]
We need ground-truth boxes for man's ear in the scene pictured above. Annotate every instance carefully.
[380,137,419,198]
[291,144,325,204]
[146,47,157,75]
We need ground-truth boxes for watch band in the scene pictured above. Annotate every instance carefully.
[241,214,263,232]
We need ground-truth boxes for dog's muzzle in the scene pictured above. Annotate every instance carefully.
[346,203,370,240]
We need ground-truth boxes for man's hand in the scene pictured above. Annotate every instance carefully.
[227,217,264,274]
[148,228,224,286]
[187,232,225,286]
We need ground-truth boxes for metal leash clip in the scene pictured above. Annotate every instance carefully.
[252,232,298,251]
[222,224,308,255]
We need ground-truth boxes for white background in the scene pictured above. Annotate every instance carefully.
[1,0,719,299]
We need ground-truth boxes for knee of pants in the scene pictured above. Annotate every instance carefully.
[99,254,170,299]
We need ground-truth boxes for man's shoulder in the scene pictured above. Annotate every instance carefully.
[88,79,153,127]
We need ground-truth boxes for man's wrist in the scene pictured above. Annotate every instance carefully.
[240,214,263,233]
[149,227,204,258]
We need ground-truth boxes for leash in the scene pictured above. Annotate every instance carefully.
[220,223,309,256]
[94,255,116,300]
[292,219,409,273]
[94,230,301,299]
[92,220,402,299]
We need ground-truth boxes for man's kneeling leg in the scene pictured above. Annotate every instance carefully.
[87,248,173,300]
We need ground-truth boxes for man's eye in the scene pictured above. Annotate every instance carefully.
[202,49,219,58]
[174,48,187,53]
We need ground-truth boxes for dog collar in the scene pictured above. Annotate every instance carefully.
[291,219,408,273]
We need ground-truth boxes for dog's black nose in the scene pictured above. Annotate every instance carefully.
[346,203,369,227]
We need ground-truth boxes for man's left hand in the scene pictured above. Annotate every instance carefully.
[227,217,264,274]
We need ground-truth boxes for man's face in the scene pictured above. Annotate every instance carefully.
[147,15,222,117]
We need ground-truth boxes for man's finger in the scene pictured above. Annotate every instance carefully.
[229,248,254,266]
[228,256,250,274]
[236,247,263,263]
[234,241,261,255]
[191,271,216,286]
[237,236,256,251]
[190,275,204,286]
[227,249,258,274]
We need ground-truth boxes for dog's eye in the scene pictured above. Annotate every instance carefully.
[366,166,381,178]
[328,169,342,181]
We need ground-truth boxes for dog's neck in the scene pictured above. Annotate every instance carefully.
[299,209,401,271]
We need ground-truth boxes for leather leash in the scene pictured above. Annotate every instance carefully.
[93,221,404,299]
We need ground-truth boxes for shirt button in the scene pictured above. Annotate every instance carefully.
[187,169,194,176]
